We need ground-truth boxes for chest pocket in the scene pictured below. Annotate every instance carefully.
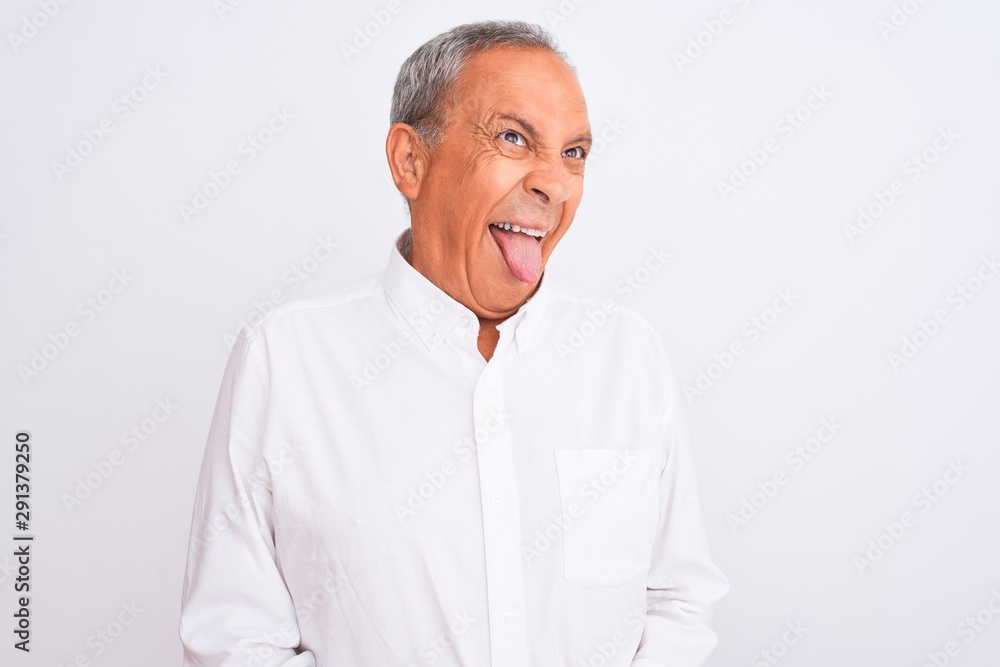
[554,449,664,593]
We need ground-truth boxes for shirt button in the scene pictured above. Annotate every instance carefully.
[490,491,504,504]
[499,611,512,629]
[461,315,473,327]
[428,332,439,344]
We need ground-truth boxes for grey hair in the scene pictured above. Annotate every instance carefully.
[390,20,571,150]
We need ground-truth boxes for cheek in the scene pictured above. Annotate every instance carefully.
[463,149,528,191]
[564,182,585,214]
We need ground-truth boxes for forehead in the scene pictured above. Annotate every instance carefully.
[451,47,589,131]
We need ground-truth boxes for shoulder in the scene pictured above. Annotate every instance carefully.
[541,281,682,432]
[237,270,386,343]
[543,280,668,352]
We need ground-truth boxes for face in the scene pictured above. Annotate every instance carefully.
[393,46,591,320]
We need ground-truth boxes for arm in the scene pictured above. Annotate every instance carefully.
[631,350,729,667]
[179,330,314,666]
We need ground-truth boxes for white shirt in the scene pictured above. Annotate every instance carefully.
[179,228,728,667]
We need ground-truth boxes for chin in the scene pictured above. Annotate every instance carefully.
[470,282,530,317]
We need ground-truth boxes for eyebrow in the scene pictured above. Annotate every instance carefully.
[495,112,592,147]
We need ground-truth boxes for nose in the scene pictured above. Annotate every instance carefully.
[522,154,574,206]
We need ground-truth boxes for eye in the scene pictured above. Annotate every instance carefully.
[563,146,587,159]
[499,130,526,147]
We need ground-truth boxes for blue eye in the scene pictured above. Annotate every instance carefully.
[564,146,587,159]
[500,130,526,146]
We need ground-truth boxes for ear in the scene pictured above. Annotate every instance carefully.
[385,123,428,202]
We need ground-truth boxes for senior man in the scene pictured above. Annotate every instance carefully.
[180,20,728,667]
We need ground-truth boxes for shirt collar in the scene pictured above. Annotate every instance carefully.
[383,228,550,355]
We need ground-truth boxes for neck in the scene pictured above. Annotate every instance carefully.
[477,316,502,362]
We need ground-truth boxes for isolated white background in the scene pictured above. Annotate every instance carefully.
[2,1,999,665]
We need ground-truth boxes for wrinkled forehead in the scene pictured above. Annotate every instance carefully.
[451,47,590,134]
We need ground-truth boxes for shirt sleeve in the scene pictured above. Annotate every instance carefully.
[179,330,315,667]
[631,338,729,667]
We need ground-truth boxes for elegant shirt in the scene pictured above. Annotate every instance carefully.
[179,228,728,667]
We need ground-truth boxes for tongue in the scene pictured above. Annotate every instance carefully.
[489,225,543,283]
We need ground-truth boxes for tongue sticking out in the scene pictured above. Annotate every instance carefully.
[489,225,543,283]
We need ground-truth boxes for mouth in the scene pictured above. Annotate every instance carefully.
[488,222,549,239]
[488,222,549,284]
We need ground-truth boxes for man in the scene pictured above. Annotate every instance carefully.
[179,20,728,667]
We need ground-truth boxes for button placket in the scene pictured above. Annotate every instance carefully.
[472,360,530,665]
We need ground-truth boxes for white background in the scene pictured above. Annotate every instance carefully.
[2,1,999,665]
